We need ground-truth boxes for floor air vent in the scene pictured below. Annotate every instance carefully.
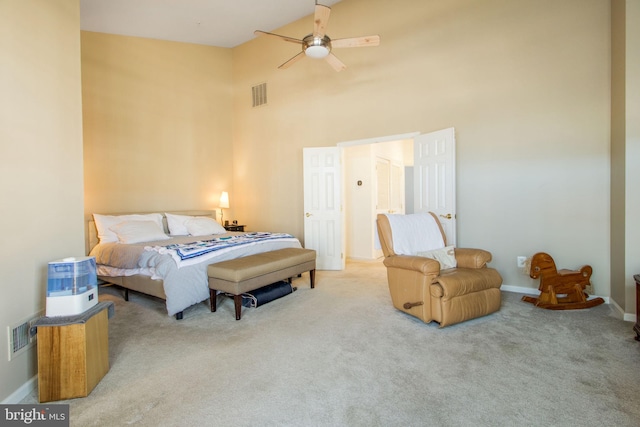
[252,82,267,107]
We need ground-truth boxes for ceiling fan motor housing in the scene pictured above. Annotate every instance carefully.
[303,34,331,58]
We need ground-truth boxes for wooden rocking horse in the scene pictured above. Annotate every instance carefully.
[521,252,604,310]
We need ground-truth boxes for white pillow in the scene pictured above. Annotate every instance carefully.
[416,245,457,269]
[109,220,170,244]
[184,217,226,236]
[165,213,192,236]
[93,213,164,244]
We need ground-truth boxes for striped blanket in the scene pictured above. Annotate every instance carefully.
[146,232,299,268]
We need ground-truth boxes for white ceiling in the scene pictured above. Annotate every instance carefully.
[80,0,343,48]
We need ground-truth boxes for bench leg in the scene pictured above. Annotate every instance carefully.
[210,289,242,320]
[210,289,217,312]
[310,269,316,289]
[234,295,242,320]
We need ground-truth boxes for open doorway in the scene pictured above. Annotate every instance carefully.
[341,134,416,261]
[303,129,455,269]
[339,128,456,262]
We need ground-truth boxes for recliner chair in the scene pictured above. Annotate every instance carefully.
[377,212,502,327]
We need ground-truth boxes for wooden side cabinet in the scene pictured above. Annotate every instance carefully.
[634,275,640,341]
[35,302,112,402]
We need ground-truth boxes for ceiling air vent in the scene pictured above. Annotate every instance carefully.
[252,82,267,108]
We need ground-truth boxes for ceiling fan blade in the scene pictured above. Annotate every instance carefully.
[254,30,303,45]
[279,51,306,69]
[325,53,347,72]
[331,35,381,48]
[313,4,331,39]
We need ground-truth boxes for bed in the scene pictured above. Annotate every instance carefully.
[86,211,302,319]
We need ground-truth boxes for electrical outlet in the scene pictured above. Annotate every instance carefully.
[585,282,594,295]
[517,256,527,268]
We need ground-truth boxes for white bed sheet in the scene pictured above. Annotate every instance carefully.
[97,265,156,277]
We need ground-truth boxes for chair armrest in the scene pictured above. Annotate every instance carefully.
[454,248,492,269]
[383,255,441,275]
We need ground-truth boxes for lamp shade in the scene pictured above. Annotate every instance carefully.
[219,191,229,208]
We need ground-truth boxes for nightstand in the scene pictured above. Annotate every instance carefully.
[33,301,114,402]
[224,224,246,232]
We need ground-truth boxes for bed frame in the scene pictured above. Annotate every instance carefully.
[86,210,217,319]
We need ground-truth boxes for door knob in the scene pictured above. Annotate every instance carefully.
[306,213,312,217]
[439,213,452,219]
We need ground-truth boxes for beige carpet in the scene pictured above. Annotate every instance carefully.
[23,260,640,426]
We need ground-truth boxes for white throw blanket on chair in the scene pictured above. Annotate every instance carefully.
[385,213,445,255]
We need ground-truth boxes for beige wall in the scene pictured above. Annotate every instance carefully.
[78,0,614,296]
[610,0,627,309]
[82,32,234,216]
[610,0,640,314]
[0,0,84,401]
[233,0,611,294]
[624,0,640,314]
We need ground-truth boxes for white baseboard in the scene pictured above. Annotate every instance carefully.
[500,284,538,295]
[500,285,640,323]
[1,375,37,404]
[608,298,637,322]
[501,284,610,302]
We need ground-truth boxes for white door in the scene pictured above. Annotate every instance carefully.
[414,128,456,245]
[376,157,404,215]
[390,160,405,215]
[375,157,390,215]
[303,147,345,270]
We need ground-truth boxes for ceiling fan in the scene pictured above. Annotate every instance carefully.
[254,2,380,72]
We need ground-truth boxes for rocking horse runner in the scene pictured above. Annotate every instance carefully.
[522,252,604,310]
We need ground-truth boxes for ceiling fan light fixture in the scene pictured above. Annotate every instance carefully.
[305,45,330,58]
[303,34,331,59]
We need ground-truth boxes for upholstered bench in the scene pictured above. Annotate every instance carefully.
[207,247,316,320]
